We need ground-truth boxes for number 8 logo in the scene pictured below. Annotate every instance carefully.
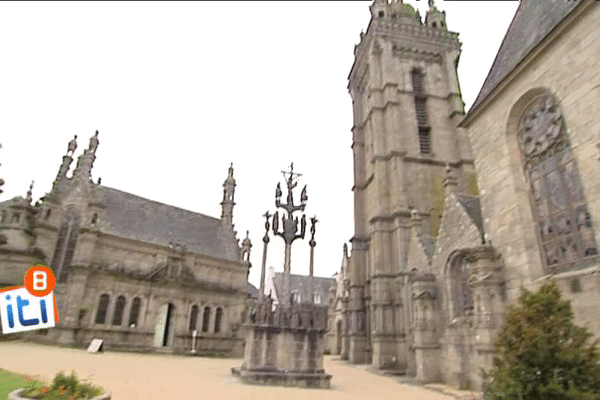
[24,265,56,297]
[33,271,47,291]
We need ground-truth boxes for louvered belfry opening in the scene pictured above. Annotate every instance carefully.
[412,70,431,154]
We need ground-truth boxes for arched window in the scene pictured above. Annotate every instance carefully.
[1,210,6,223]
[95,294,110,324]
[202,306,211,333]
[112,296,126,326]
[214,308,222,333]
[518,95,598,273]
[11,213,20,224]
[128,297,141,327]
[411,70,430,154]
[45,209,52,220]
[189,305,199,332]
[50,207,81,283]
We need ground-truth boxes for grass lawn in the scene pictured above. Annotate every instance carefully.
[0,368,45,398]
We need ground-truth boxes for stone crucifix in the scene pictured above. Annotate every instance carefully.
[273,163,308,308]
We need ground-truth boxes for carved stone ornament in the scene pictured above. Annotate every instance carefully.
[518,95,564,165]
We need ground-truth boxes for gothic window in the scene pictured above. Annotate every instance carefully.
[91,213,98,224]
[112,295,126,326]
[128,297,141,327]
[95,294,110,324]
[50,207,81,283]
[518,95,598,273]
[449,256,473,319]
[214,308,222,333]
[189,305,199,332]
[411,70,431,154]
[1,210,6,223]
[45,209,51,220]
[202,306,211,333]
[11,213,20,223]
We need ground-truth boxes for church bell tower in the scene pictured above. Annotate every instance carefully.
[346,0,476,370]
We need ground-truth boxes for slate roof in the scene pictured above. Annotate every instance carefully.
[272,272,336,305]
[468,0,581,114]
[96,185,237,262]
[247,282,259,299]
[456,194,484,237]
[418,235,436,260]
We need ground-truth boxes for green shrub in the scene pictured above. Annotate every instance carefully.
[483,280,600,400]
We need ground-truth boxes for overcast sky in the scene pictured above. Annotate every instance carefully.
[0,1,519,288]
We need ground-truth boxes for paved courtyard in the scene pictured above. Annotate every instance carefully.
[0,342,474,399]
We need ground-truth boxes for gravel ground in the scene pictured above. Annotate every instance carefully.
[0,342,461,400]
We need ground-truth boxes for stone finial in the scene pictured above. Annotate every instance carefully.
[0,143,4,195]
[67,135,78,156]
[443,162,458,196]
[89,130,99,153]
[26,181,34,204]
[242,230,252,246]
[221,163,236,226]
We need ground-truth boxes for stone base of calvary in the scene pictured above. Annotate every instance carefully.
[232,164,332,388]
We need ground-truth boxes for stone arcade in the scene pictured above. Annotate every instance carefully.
[232,165,332,388]
[0,133,252,356]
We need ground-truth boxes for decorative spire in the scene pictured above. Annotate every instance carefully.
[73,131,100,184]
[0,144,4,196]
[221,163,236,226]
[26,181,34,204]
[425,0,447,29]
[67,135,77,156]
[241,230,252,264]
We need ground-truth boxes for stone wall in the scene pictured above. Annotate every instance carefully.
[28,266,246,357]
[463,2,600,305]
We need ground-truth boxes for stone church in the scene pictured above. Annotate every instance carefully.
[0,132,252,356]
[333,0,600,390]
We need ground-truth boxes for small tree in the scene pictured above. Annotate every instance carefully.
[484,280,600,400]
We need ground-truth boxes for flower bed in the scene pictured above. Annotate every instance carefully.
[8,371,110,400]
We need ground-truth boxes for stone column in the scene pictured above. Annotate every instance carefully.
[410,273,440,383]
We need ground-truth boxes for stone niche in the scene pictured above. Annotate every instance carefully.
[232,299,332,388]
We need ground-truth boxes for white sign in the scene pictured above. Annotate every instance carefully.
[87,339,104,353]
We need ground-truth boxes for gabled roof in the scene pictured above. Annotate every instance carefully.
[468,0,581,115]
[455,194,484,236]
[272,272,336,305]
[97,185,238,262]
